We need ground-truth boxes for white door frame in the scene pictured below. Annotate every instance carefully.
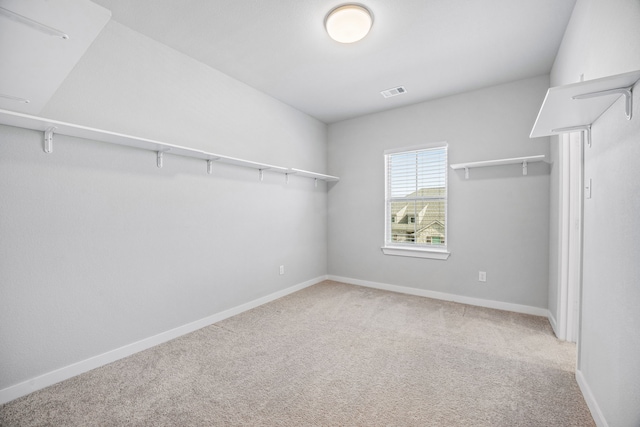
[556,131,584,343]
[567,131,583,343]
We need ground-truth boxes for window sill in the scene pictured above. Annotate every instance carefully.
[381,246,451,260]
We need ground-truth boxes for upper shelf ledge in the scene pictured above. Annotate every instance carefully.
[530,69,640,139]
[450,155,547,179]
[0,108,339,183]
[287,168,340,182]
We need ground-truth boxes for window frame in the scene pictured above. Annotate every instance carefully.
[382,142,450,260]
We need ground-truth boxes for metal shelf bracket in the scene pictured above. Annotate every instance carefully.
[156,148,172,168]
[464,167,469,180]
[207,159,214,175]
[44,127,55,153]
[259,169,264,182]
[523,160,528,176]
[552,125,592,147]
[573,86,634,120]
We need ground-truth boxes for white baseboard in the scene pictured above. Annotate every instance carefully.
[0,275,327,405]
[576,369,608,427]
[328,275,549,317]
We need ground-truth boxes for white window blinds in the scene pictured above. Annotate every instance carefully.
[385,144,448,248]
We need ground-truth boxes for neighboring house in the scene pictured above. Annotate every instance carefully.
[390,187,445,245]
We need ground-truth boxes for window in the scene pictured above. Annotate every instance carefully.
[382,143,450,260]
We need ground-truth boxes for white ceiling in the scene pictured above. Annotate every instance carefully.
[92,0,577,123]
[0,0,110,114]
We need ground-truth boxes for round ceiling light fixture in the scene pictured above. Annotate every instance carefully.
[325,4,373,44]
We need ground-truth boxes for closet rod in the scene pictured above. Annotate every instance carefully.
[0,108,340,183]
[450,155,547,179]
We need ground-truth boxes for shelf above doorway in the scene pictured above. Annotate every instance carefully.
[530,69,640,139]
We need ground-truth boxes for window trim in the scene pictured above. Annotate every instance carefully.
[382,142,450,260]
[381,246,451,260]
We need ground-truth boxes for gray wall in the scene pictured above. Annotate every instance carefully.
[0,21,329,391]
[550,0,640,425]
[327,75,551,309]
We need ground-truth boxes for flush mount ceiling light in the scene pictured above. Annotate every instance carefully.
[325,4,373,44]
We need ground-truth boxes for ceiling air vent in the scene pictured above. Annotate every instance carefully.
[381,86,407,98]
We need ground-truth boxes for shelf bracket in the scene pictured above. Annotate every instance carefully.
[156,148,172,168]
[464,167,469,180]
[44,127,55,153]
[522,160,528,176]
[207,159,214,175]
[314,178,318,188]
[259,169,264,182]
[286,173,290,184]
[552,125,592,148]
[573,86,634,120]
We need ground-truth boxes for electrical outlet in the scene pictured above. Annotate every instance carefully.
[479,271,486,282]
[279,265,285,275]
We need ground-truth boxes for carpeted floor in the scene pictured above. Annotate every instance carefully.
[0,280,594,426]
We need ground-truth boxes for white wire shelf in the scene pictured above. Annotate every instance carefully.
[450,155,547,179]
[530,69,640,140]
[0,108,339,183]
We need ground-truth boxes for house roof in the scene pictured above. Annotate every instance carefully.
[391,187,446,232]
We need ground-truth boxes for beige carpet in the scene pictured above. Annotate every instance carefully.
[0,280,594,426]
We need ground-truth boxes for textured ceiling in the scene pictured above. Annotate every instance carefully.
[91,0,577,123]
